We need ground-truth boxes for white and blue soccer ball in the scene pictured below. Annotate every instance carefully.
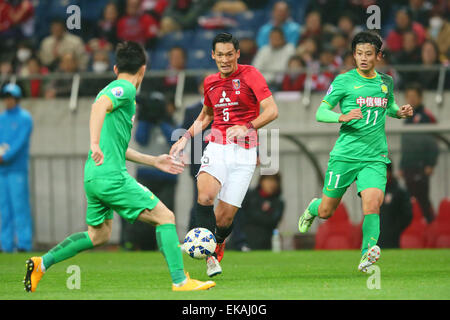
[183,228,217,259]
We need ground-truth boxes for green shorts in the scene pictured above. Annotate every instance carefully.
[84,174,160,226]
[322,157,387,199]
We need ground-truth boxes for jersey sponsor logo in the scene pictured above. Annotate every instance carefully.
[111,87,124,97]
[232,79,240,90]
[215,91,239,108]
[354,85,365,89]
[326,85,333,95]
[356,96,388,108]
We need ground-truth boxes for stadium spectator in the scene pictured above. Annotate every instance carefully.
[256,1,300,49]
[339,50,355,73]
[140,0,169,17]
[330,32,349,59]
[44,52,79,98]
[159,0,214,35]
[0,59,13,89]
[298,11,324,45]
[310,46,339,92]
[378,163,413,249]
[18,56,48,98]
[280,55,306,92]
[336,13,363,43]
[0,83,33,253]
[252,27,295,86]
[399,82,439,224]
[39,19,89,71]
[239,173,285,250]
[121,92,179,250]
[393,30,422,65]
[408,0,432,28]
[0,0,34,51]
[428,14,450,63]
[386,8,426,53]
[159,46,197,93]
[419,39,443,89]
[237,37,257,65]
[181,77,212,230]
[305,0,343,26]
[116,0,160,49]
[13,40,33,73]
[92,2,120,50]
[211,0,269,14]
[295,36,319,66]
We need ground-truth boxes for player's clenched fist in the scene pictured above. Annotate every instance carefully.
[339,108,363,122]
[90,144,104,166]
[397,104,413,118]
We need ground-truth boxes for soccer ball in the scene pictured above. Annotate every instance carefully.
[183,228,217,259]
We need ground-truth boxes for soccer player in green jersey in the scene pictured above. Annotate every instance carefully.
[298,32,413,272]
[24,42,215,292]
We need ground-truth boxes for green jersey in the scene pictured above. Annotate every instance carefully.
[84,79,136,181]
[321,68,400,163]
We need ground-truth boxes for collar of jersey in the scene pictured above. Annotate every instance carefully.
[355,68,378,79]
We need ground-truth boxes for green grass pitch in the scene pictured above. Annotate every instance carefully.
[1,249,449,300]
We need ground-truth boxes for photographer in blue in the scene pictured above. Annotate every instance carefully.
[0,83,33,253]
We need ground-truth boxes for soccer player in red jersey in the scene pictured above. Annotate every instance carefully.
[170,33,279,277]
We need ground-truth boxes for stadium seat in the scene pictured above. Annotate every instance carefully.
[192,30,218,51]
[149,49,169,70]
[424,197,450,248]
[154,30,195,51]
[315,203,359,250]
[400,198,427,248]
[186,49,216,69]
[234,9,268,32]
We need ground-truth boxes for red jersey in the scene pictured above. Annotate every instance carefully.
[203,64,272,149]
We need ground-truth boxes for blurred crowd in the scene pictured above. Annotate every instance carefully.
[0,0,449,99]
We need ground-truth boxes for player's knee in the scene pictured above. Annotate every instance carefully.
[89,230,110,246]
[318,205,334,219]
[197,193,215,206]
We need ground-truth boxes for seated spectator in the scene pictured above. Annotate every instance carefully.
[117,0,160,49]
[378,163,413,249]
[252,27,295,86]
[298,11,323,45]
[393,30,422,65]
[386,7,426,53]
[428,14,450,63]
[44,52,79,98]
[420,39,442,89]
[305,0,343,26]
[280,55,306,92]
[211,0,269,14]
[408,0,431,28]
[12,40,34,74]
[159,0,214,35]
[310,46,339,91]
[140,0,169,18]
[39,19,88,71]
[0,0,34,48]
[256,1,300,49]
[400,82,439,224]
[240,173,284,250]
[0,59,14,88]
[18,56,48,98]
[295,36,319,66]
[330,32,349,60]
[337,13,363,43]
[78,50,112,97]
[237,37,257,65]
[339,50,355,73]
[92,2,120,50]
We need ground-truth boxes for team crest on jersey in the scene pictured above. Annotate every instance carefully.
[232,79,240,90]
[111,87,124,97]
[381,84,388,94]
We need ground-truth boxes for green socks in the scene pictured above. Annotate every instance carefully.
[42,232,94,270]
[308,199,322,217]
[156,223,187,285]
[361,214,380,256]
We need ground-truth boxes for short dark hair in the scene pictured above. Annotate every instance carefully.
[212,33,239,52]
[270,27,285,39]
[405,82,423,97]
[351,31,383,55]
[115,41,147,74]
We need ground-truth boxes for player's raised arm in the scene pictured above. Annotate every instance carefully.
[169,104,214,158]
[89,95,113,166]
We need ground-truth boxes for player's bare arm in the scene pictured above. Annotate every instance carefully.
[125,148,184,175]
[89,95,113,166]
[169,104,214,158]
[226,95,279,140]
